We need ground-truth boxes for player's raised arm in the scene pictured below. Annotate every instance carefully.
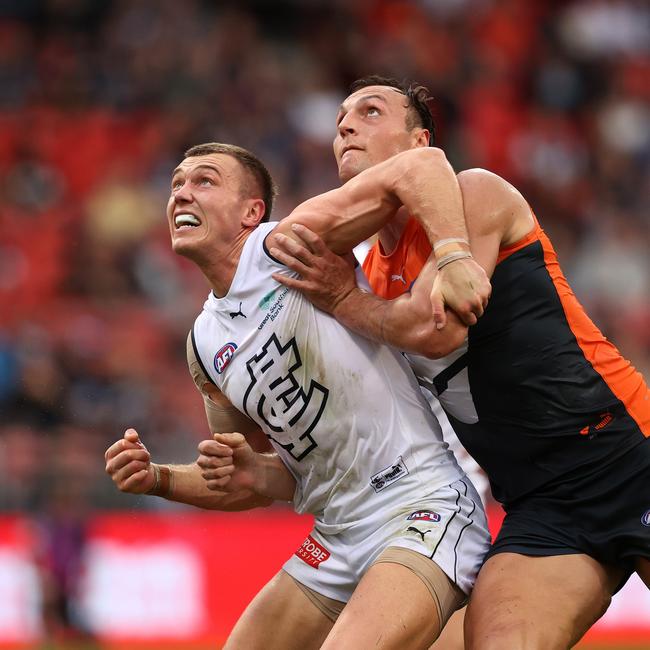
[270,228,467,359]
[267,147,490,326]
[269,169,532,356]
[270,148,456,252]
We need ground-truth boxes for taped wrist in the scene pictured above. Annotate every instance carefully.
[433,238,472,270]
[146,464,173,497]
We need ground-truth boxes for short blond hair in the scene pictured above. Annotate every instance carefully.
[184,142,277,222]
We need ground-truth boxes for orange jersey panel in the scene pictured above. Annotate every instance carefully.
[362,218,431,299]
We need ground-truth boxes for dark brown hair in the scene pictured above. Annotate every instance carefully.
[349,75,436,146]
[184,142,277,222]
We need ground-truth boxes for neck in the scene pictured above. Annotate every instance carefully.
[193,229,254,298]
[377,207,410,255]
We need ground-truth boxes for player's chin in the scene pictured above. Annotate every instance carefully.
[339,159,369,183]
[171,233,200,257]
[338,163,359,184]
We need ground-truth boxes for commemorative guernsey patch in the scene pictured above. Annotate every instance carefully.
[370,456,409,493]
[407,510,441,523]
[214,342,237,374]
[642,510,650,527]
[295,535,330,568]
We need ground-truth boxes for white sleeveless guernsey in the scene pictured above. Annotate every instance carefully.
[191,223,464,534]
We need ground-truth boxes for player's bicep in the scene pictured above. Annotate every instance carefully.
[201,392,272,452]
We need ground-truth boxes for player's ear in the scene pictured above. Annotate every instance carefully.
[242,198,267,227]
[412,128,430,149]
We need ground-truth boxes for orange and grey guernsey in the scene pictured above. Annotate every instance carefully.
[363,217,650,506]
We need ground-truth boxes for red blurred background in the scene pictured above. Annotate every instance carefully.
[0,0,648,647]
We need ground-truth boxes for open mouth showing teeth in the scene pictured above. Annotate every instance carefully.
[175,214,201,228]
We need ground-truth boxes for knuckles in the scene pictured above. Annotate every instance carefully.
[197,454,232,471]
[197,440,225,453]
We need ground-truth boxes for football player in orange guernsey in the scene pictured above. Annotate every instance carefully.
[271,75,650,650]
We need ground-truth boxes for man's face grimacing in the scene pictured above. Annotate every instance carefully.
[333,85,430,184]
[166,153,265,261]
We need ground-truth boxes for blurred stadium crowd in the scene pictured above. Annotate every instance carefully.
[0,0,648,517]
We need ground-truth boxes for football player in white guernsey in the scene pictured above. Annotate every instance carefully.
[105,141,492,650]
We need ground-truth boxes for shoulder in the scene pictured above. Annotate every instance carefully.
[457,168,524,210]
[457,168,534,244]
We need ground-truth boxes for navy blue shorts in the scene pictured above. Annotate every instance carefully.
[487,437,650,575]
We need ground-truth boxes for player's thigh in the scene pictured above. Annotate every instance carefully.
[636,556,650,588]
[224,569,333,650]
[465,552,624,650]
[321,560,449,650]
[428,605,465,650]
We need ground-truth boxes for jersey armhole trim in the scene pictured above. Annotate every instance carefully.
[191,325,213,384]
[496,226,540,265]
[262,232,283,265]
[496,207,540,265]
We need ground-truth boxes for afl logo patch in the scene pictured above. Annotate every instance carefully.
[214,342,237,374]
[642,510,650,527]
[407,510,441,523]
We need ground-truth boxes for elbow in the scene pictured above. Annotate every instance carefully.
[426,338,464,360]
[390,147,454,195]
[407,323,466,360]
[219,494,275,512]
[259,496,275,508]
[394,146,449,173]
[405,146,452,174]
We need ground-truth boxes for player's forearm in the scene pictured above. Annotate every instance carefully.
[333,287,464,358]
[275,149,468,256]
[150,462,273,512]
[390,147,468,246]
[253,453,297,501]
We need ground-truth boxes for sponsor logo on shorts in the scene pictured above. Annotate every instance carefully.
[370,456,408,493]
[295,535,330,568]
[579,411,614,436]
[214,342,237,374]
[641,510,650,527]
[407,510,441,523]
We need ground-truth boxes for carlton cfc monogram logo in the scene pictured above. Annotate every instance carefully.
[214,342,238,374]
[243,333,328,461]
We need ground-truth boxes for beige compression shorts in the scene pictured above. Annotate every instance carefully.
[286,545,466,626]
